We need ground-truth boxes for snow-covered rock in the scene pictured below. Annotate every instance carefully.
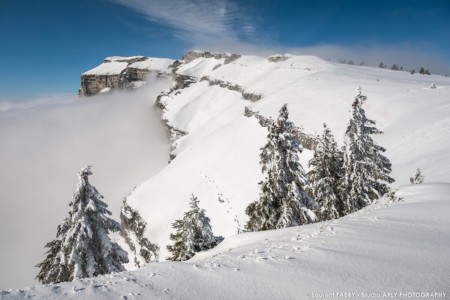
[80,56,174,96]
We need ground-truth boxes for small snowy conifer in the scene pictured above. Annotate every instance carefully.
[36,166,128,284]
[120,201,160,267]
[307,124,345,221]
[246,104,317,231]
[410,168,424,184]
[167,195,221,261]
[342,88,395,213]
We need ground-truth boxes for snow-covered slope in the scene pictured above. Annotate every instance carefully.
[1,53,450,293]
[82,61,129,75]
[2,183,449,299]
[125,53,450,261]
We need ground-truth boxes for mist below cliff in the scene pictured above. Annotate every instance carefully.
[0,77,171,289]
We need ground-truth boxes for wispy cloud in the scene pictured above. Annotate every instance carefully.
[112,0,253,45]
[111,0,450,75]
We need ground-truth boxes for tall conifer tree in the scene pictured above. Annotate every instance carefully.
[308,124,345,221]
[246,104,317,231]
[36,166,128,284]
[342,88,394,213]
[167,195,221,261]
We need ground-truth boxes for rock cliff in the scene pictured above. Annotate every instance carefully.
[79,56,174,96]
[79,51,243,96]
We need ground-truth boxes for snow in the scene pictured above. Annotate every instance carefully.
[1,53,450,294]
[82,61,128,76]
[128,58,175,71]
[127,54,450,264]
[2,183,449,299]
[82,57,174,76]
[104,56,145,62]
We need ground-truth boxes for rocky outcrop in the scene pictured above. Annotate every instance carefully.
[182,51,241,64]
[103,56,147,64]
[80,56,173,96]
[200,76,262,102]
[79,52,243,96]
[267,54,292,63]
[244,107,319,150]
[80,74,122,96]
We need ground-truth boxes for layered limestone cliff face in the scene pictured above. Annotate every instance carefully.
[79,51,243,96]
[80,56,174,96]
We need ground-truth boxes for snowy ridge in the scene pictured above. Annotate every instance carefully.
[2,183,449,299]
[104,56,146,62]
[2,53,450,293]
[129,58,175,71]
[82,61,129,76]
[125,53,450,262]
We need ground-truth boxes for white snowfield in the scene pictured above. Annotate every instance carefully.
[129,58,175,71]
[2,183,449,299]
[1,53,450,295]
[82,56,175,76]
[127,53,450,261]
[82,61,129,75]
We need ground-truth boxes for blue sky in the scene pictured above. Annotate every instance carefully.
[1,0,449,99]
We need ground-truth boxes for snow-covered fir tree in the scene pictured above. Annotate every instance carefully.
[120,201,160,268]
[246,104,317,231]
[307,124,345,221]
[167,195,222,261]
[342,88,395,213]
[36,166,128,284]
[410,168,424,184]
[35,240,65,284]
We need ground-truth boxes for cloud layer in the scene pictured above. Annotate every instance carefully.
[0,79,171,289]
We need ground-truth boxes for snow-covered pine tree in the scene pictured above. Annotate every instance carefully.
[246,104,317,231]
[342,87,395,213]
[120,201,160,268]
[35,239,65,284]
[307,124,345,221]
[167,194,221,261]
[36,166,129,284]
[410,168,424,184]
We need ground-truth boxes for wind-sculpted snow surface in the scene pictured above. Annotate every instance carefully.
[2,184,449,299]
